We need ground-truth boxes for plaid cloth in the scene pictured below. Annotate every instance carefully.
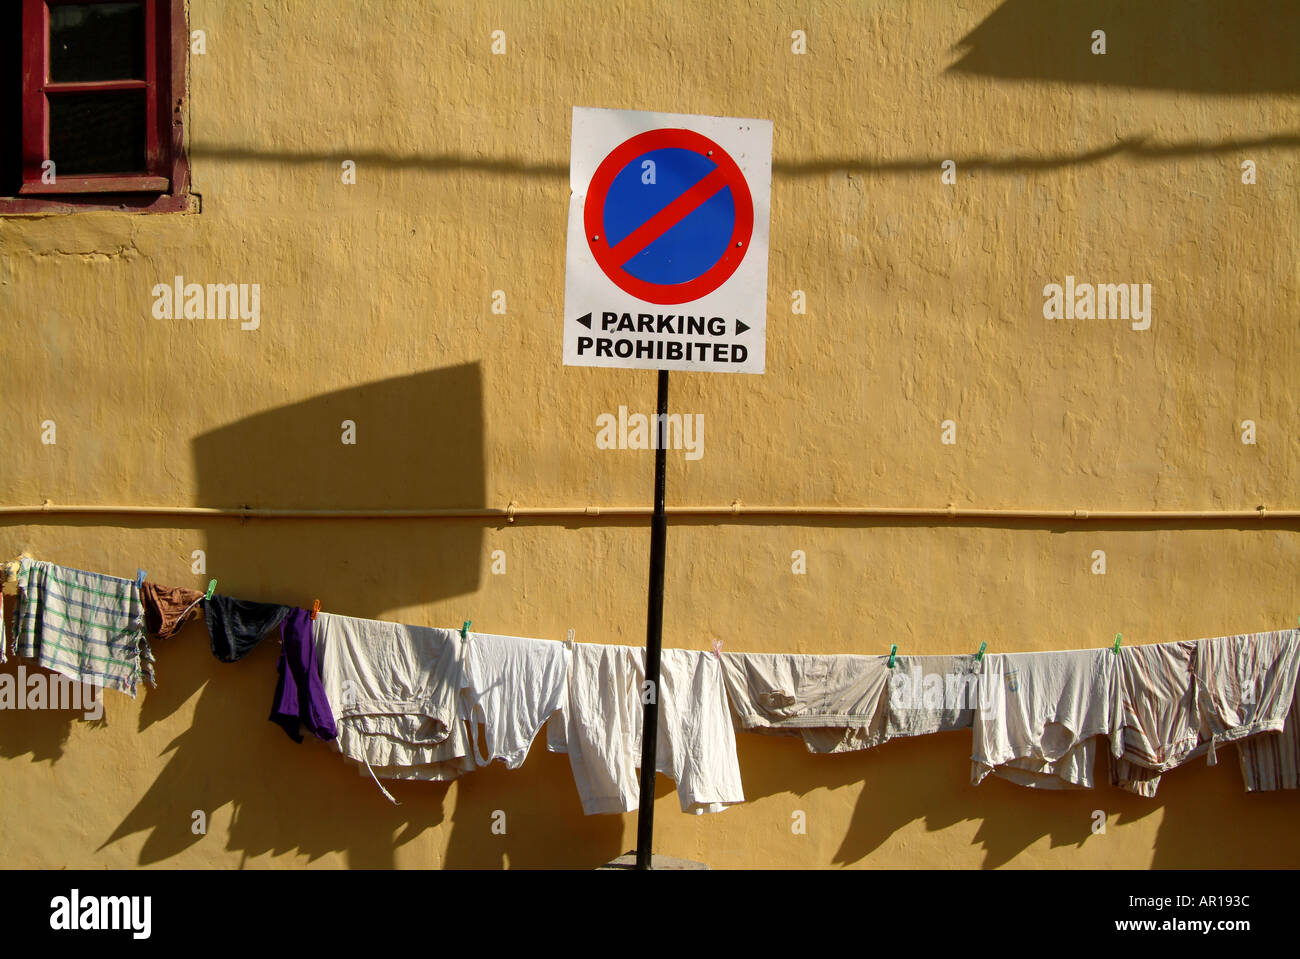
[8,559,153,698]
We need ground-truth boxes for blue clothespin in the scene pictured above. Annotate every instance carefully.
[1112,633,1122,654]
[888,643,897,668]
[204,579,217,600]
[975,641,987,662]
[135,568,146,588]
[461,620,472,640]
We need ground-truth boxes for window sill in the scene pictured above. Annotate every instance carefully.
[19,176,171,194]
[0,191,198,214]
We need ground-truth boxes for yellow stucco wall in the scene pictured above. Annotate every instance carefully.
[1,0,1298,868]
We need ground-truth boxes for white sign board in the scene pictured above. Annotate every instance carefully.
[562,106,772,374]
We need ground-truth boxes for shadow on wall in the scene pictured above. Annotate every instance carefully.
[738,728,1300,867]
[190,362,486,617]
[89,362,610,868]
[948,0,1300,93]
[180,2,1300,188]
[190,131,1300,182]
[0,592,90,768]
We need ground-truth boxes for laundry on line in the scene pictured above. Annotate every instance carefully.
[4,555,1300,810]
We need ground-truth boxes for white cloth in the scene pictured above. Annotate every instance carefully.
[972,649,1119,789]
[720,650,893,753]
[314,612,472,788]
[885,654,981,739]
[559,644,744,815]
[719,651,977,754]
[460,631,570,769]
[547,710,568,752]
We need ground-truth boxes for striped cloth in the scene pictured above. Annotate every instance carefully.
[1237,684,1300,791]
[8,559,153,698]
[1110,629,1300,795]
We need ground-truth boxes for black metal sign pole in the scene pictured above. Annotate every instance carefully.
[635,369,669,870]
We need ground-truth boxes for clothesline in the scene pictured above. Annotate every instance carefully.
[4,554,1300,813]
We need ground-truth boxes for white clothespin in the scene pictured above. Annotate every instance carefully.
[565,628,575,649]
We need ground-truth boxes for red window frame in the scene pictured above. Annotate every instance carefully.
[4,0,191,213]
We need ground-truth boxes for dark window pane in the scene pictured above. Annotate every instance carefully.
[49,92,146,174]
[49,2,145,82]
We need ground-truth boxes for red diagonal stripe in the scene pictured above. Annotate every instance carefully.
[608,167,730,265]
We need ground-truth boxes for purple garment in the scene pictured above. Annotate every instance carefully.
[269,607,337,743]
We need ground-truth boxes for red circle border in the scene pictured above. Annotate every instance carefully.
[583,128,754,305]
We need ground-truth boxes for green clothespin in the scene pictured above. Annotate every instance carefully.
[975,641,987,662]
[204,579,216,601]
[888,643,897,668]
[1112,633,1122,654]
[461,620,472,640]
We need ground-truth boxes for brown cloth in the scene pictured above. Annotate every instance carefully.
[141,581,204,641]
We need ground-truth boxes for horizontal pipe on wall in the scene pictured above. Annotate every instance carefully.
[0,503,1296,522]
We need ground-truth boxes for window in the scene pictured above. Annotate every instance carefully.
[1,0,191,213]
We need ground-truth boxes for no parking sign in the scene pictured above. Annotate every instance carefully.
[563,107,772,374]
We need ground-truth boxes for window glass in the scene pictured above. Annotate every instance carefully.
[48,91,147,173]
[49,2,146,82]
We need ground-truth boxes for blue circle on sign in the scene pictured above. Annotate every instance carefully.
[602,148,737,286]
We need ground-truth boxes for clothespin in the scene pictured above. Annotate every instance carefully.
[565,628,575,649]
[888,643,898,668]
[1112,633,1122,655]
[975,641,987,662]
[711,638,723,661]
[311,599,321,621]
[204,579,217,601]
[461,620,471,640]
[135,569,147,588]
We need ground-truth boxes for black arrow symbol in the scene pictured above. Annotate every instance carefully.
[736,319,750,335]
[575,312,592,329]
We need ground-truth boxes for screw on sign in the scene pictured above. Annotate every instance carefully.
[584,129,754,305]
